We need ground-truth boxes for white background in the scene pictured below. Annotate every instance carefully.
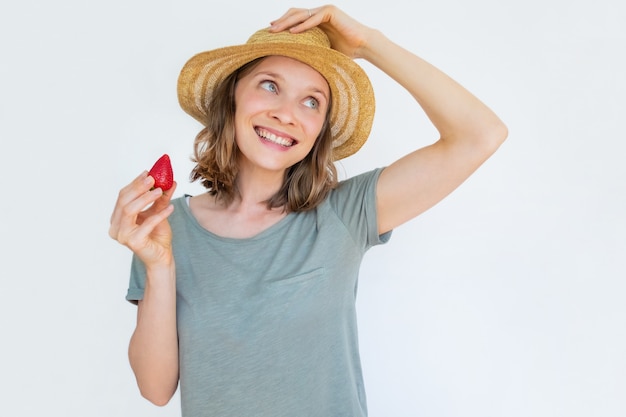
[1,0,624,416]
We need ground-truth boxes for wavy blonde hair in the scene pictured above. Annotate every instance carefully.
[190,57,338,212]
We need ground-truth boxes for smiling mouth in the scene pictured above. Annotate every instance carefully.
[255,127,295,147]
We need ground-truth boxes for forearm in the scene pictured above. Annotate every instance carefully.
[362,26,508,231]
[129,261,179,406]
[359,29,507,146]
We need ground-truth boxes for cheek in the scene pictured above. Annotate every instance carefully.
[234,82,262,114]
[304,114,327,141]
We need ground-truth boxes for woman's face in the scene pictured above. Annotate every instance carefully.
[233,55,330,175]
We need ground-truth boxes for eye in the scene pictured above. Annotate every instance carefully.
[260,80,277,93]
[303,97,320,110]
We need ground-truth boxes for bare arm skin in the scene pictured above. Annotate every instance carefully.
[111,5,507,406]
[109,173,179,405]
[271,5,508,234]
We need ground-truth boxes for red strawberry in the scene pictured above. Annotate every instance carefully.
[148,154,174,191]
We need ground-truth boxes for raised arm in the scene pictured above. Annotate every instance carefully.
[271,5,508,234]
[363,30,508,234]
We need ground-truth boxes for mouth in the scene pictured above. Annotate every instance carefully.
[255,127,296,148]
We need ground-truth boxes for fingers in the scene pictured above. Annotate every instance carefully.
[269,6,326,33]
[110,171,152,221]
[268,6,366,58]
[151,181,178,212]
[108,172,174,247]
[123,202,174,252]
[109,172,151,237]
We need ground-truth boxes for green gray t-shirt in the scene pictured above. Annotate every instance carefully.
[127,167,391,416]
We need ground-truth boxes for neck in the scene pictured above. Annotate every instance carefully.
[231,165,286,211]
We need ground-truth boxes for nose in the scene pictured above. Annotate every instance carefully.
[268,97,297,125]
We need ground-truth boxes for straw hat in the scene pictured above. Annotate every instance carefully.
[177,27,375,160]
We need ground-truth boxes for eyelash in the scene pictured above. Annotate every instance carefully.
[260,80,320,110]
[304,97,319,110]
[260,80,278,94]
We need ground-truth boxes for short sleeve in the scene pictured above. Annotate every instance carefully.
[327,167,392,250]
[125,254,146,304]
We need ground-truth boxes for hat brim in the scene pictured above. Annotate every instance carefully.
[177,28,375,160]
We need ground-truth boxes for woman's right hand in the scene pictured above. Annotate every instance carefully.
[109,171,177,267]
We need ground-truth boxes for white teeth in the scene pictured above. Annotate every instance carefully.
[256,128,294,147]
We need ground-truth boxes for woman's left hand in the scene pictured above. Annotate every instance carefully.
[269,5,373,60]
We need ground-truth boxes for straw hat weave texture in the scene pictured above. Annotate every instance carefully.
[177,27,375,160]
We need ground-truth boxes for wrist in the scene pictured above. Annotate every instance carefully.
[145,256,176,279]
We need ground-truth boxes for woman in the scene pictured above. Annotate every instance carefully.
[109,5,507,416]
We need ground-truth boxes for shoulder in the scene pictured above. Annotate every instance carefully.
[330,167,386,201]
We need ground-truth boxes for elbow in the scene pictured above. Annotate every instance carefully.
[480,119,508,155]
[493,120,509,147]
[128,340,179,407]
[140,386,177,407]
[131,366,178,407]
[147,397,172,408]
